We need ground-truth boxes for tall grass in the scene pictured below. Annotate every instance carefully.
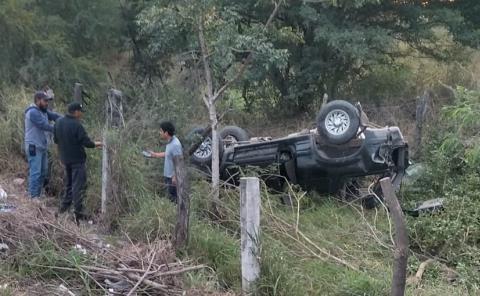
[180,178,477,295]
[0,87,31,172]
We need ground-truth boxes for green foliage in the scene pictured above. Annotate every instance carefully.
[134,0,480,117]
[0,234,111,295]
[120,196,176,242]
[74,78,208,224]
[3,238,94,289]
[184,180,395,295]
[351,64,415,103]
[0,286,14,296]
[2,0,480,294]
[0,0,123,94]
[188,222,241,290]
[36,0,123,57]
[0,87,31,166]
[404,87,480,289]
[137,0,289,89]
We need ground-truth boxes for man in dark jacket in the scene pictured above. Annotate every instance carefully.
[54,102,102,223]
[24,91,62,199]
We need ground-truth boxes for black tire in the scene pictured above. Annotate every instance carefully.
[316,100,360,145]
[219,125,250,148]
[186,127,223,166]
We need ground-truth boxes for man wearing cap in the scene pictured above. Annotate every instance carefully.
[24,91,62,199]
[54,102,102,223]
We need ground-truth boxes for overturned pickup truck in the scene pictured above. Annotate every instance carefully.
[188,100,409,208]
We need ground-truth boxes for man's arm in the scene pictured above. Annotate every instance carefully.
[150,151,165,158]
[28,109,54,132]
[47,110,62,122]
[76,124,96,148]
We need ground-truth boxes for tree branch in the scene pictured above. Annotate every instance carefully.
[212,0,282,104]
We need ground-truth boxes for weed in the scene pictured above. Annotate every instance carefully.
[120,195,176,242]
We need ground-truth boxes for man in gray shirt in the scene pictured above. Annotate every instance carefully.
[149,121,183,202]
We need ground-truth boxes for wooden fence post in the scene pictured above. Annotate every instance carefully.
[380,177,409,296]
[101,127,108,215]
[174,155,190,249]
[101,89,124,217]
[101,93,110,216]
[240,177,261,295]
[73,83,83,104]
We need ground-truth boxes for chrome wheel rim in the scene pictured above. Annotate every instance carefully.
[194,137,212,159]
[325,109,350,136]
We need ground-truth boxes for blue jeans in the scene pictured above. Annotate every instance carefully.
[26,145,48,198]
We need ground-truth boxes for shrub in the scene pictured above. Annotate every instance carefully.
[404,87,480,288]
[120,195,176,242]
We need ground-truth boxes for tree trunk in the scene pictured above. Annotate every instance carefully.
[196,2,281,203]
[209,102,220,202]
[198,17,220,202]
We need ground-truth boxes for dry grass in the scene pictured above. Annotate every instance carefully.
[0,177,234,296]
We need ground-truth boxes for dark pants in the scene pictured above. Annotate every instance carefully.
[164,177,177,203]
[60,162,87,217]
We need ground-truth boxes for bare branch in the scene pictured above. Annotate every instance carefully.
[126,247,157,296]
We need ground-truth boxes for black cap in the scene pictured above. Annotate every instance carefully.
[67,102,84,113]
[34,91,52,101]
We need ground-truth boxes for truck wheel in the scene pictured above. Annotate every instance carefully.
[187,127,223,165]
[316,100,360,145]
[219,125,249,148]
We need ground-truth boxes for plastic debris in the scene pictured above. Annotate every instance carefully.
[73,244,87,255]
[58,284,76,296]
[0,204,15,213]
[0,243,9,257]
[13,178,25,186]
[0,187,7,200]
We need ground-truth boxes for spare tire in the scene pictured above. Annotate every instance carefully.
[186,127,223,165]
[316,100,360,145]
[219,125,250,148]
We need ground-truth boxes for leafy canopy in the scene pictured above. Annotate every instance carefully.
[136,0,480,114]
